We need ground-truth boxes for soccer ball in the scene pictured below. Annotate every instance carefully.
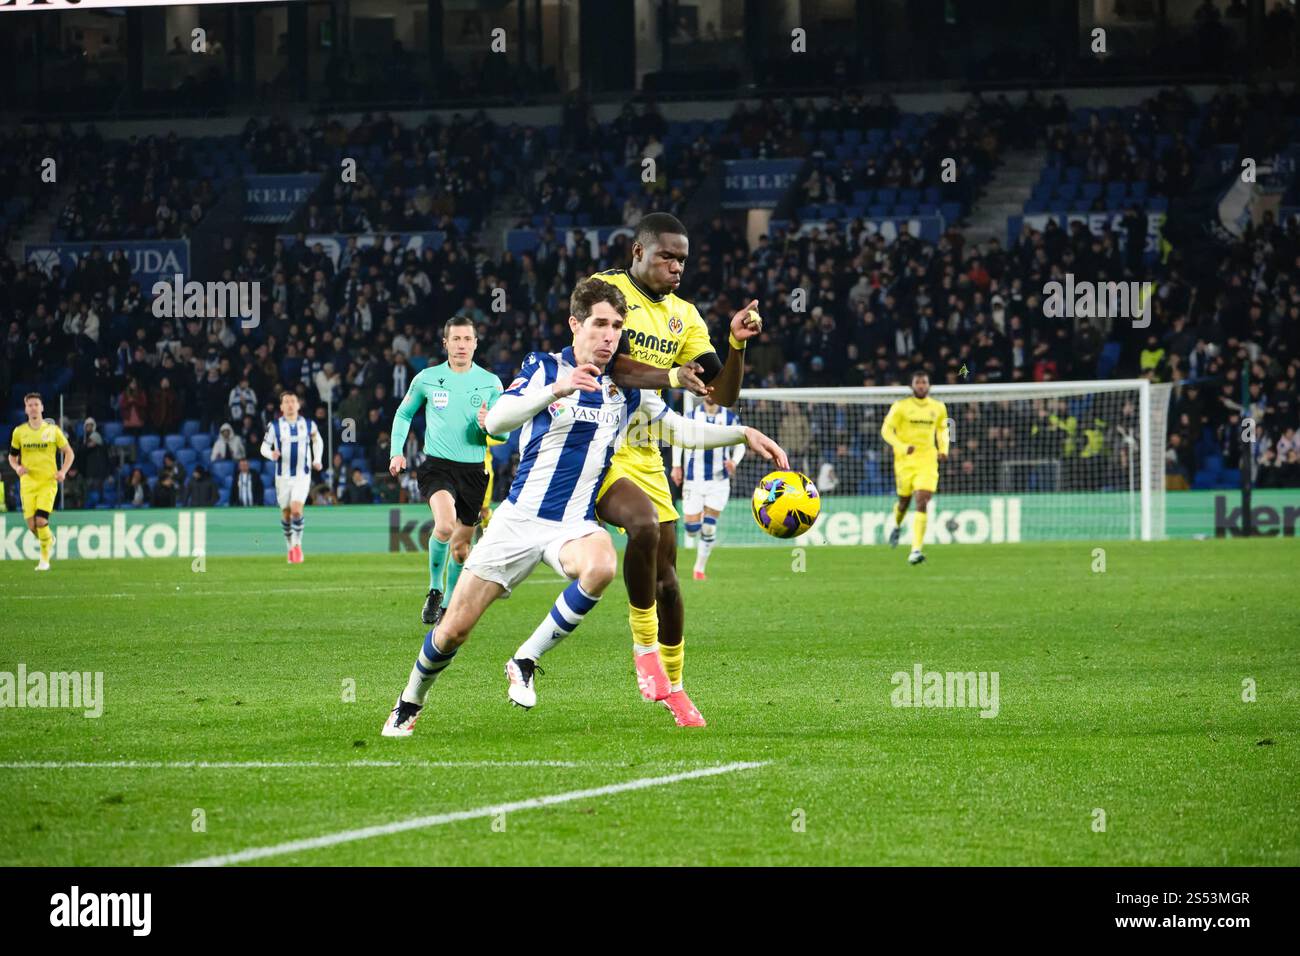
[751,471,821,539]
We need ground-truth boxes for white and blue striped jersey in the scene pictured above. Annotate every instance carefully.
[503,347,666,523]
[674,406,743,482]
[260,416,324,479]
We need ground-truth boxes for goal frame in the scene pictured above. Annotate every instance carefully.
[735,378,1169,542]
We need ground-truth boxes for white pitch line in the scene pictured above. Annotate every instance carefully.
[178,761,767,867]
[0,759,584,770]
[3,579,565,600]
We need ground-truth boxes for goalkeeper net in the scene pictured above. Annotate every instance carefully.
[678,380,1172,547]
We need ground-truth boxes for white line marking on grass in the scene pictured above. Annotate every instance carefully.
[0,759,584,770]
[6,580,562,600]
[177,761,767,867]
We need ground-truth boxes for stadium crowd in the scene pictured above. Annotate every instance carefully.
[3,88,1300,511]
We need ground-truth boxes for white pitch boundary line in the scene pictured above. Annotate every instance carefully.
[178,761,768,867]
[2,578,565,600]
[0,759,585,769]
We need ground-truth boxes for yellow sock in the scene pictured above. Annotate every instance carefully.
[893,504,906,527]
[659,638,684,689]
[36,524,52,561]
[912,512,928,552]
[629,602,658,649]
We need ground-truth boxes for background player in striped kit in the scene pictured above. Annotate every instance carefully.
[671,395,745,581]
[260,391,323,564]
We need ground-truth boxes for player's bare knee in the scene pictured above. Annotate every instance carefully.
[450,540,471,563]
[624,511,659,551]
[581,551,618,593]
[432,522,455,543]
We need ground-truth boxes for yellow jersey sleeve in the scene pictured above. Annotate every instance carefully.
[935,402,951,455]
[881,402,907,452]
[676,302,714,366]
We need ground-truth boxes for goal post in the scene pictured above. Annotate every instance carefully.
[690,379,1172,547]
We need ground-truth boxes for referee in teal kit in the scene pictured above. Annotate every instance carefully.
[389,316,505,625]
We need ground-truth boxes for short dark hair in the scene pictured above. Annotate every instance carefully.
[443,315,476,339]
[23,392,41,403]
[570,277,627,323]
[634,212,687,248]
[911,370,930,381]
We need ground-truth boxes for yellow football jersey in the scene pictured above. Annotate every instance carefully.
[9,420,68,483]
[882,397,950,459]
[590,269,714,468]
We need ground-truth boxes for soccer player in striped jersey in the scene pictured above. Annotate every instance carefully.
[881,372,950,565]
[671,397,745,581]
[382,278,786,736]
[260,391,323,564]
[7,393,73,571]
[388,316,504,625]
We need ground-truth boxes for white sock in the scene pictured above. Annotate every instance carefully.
[291,515,304,547]
[515,580,601,661]
[401,628,458,705]
[695,519,717,571]
[633,642,660,656]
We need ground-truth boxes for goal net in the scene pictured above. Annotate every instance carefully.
[676,380,1172,548]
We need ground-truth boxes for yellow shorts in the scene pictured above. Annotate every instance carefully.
[21,480,58,519]
[895,458,939,497]
[596,457,679,524]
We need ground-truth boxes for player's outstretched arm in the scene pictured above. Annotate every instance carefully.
[657,409,788,469]
[609,353,709,396]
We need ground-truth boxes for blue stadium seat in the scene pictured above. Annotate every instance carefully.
[1056,183,1079,202]
[876,188,897,205]
[190,435,212,455]
[149,450,166,470]
[939,202,962,223]
[113,435,136,453]
[821,203,843,219]
[181,419,202,437]
[211,460,235,482]
[867,205,888,218]
[164,434,186,453]
[138,434,161,455]
[101,422,124,442]
[177,449,197,470]
[263,488,278,507]
[1081,182,1103,200]
[1023,200,1047,215]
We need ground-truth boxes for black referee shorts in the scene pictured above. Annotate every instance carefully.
[416,456,490,526]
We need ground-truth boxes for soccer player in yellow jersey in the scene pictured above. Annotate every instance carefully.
[881,372,949,565]
[589,212,761,727]
[7,393,74,572]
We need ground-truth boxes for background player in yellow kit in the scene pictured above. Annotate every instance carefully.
[589,213,761,727]
[881,372,949,565]
[7,393,74,572]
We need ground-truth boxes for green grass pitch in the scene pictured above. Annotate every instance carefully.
[1,539,1297,866]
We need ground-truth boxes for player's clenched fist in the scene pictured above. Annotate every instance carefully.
[742,427,788,470]
[388,455,407,476]
[552,363,601,398]
[729,298,763,343]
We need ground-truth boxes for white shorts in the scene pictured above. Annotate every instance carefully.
[462,501,604,596]
[275,474,312,509]
[682,479,732,515]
